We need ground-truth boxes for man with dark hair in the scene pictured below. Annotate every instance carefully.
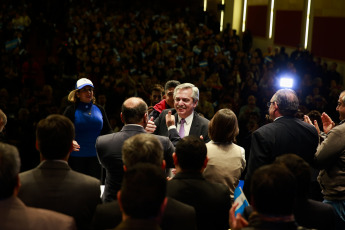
[167,136,230,230]
[0,142,77,230]
[96,97,174,202]
[274,154,335,230]
[92,133,196,230]
[18,115,101,230]
[149,80,180,120]
[244,89,318,197]
[148,84,164,115]
[147,83,210,145]
[115,163,166,229]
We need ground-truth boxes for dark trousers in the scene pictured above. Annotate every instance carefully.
[68,156,101,181]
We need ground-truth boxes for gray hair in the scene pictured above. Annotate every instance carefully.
[173,83,199,102]
[272,89,299,116]
[340,90,345,104]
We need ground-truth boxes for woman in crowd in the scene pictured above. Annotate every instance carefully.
[64,78,112,180]
[203,108,246,203]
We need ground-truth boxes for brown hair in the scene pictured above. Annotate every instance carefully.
[208,109,239,143]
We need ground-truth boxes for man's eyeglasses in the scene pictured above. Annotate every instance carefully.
[267,101,275,107]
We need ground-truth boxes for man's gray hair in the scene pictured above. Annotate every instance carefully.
[272,89,299,116]
[173,83,199,102]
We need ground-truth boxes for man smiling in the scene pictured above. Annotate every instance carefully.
[147,83,210,145]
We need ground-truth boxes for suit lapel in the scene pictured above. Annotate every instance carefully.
[189,112,199,136]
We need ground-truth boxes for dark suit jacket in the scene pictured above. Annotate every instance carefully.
[167,172,231,230]
[114,219,161,230]
[18,160,101,230]
[154,109,210,145]
[92,198,196,230]
[96,125,175,202]
[244,116,318,196]
[243,199,335,230]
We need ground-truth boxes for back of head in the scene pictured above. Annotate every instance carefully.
[121,97,148,124]
[164,80,180,93]
[208,108,239,143]
[273,89,299,116]
[122,133,163,168]
[120,163,166,218]
[174,83,199,102]
[36,114,75,160]
[274,154,311,199]
[0,143,20,199]
[251,164,296,215]
[175,136,207,171]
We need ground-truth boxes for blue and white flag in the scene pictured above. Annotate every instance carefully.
[234,181,249,216]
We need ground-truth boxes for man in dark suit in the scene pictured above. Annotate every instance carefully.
[244,89,319,197]
[0,142,77,230]
[96,97,175,203]
[167,136,231,230]
[146,83,210,145]
[92,133,197,230]
[18,115,101,230]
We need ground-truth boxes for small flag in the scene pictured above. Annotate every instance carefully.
[233,181,249,216]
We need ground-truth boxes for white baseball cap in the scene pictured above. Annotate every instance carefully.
[75,78,94,89]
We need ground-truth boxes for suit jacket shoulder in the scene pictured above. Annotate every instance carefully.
[0,196,77,230]
[18,161,101,230]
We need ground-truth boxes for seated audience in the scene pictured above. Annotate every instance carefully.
[203,108,246,203]
[167,136,231,230]
[115,163,166,230]
[92,133,196,230]
[0,142,77,230]
[18,115,101,230]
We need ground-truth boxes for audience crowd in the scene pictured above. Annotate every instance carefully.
[0,0,344,229]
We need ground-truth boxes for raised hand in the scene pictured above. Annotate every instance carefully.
[321,112,335,134]
[145,116,156,133]
[165,110,175,128]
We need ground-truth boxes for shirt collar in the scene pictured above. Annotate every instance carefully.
[178,112,194,124]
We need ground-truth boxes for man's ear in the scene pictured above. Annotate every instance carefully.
[162,160,166,170]
[172,153,178,166]
[35,141,39,151]
[120,113,125,124]
[202,156,209,169]
[117,190,123,211]
[193,99,199,108]
[123,165,127,172]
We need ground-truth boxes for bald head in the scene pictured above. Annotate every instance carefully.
[121,97,148,124]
